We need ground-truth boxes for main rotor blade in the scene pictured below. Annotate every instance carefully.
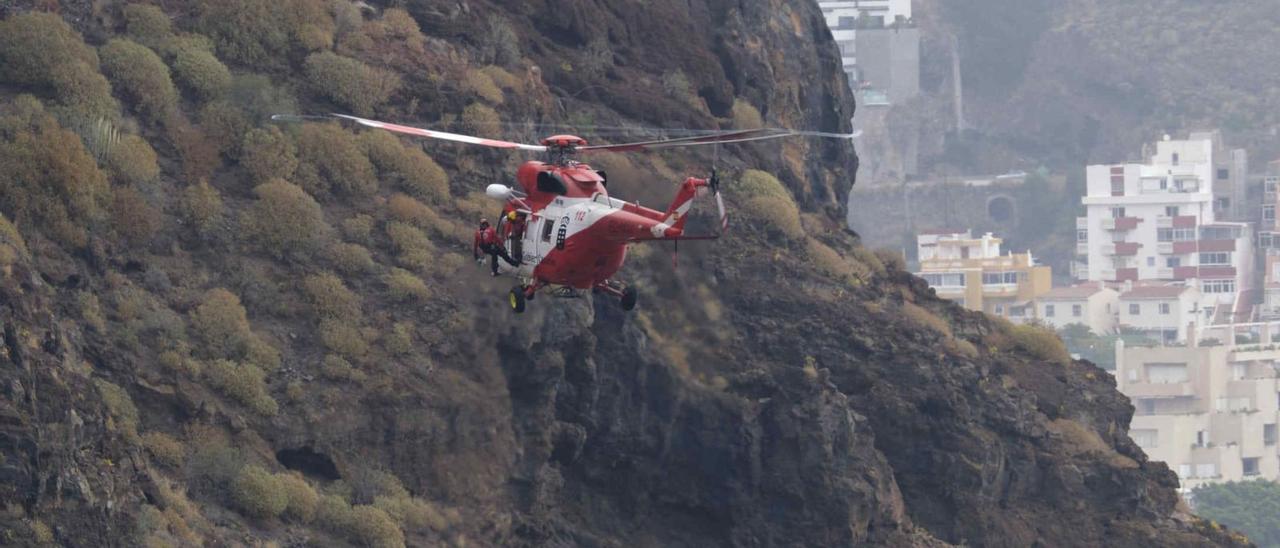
[327,114,548,152]
[579,128,858,153]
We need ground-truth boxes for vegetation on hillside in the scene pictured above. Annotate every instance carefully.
[1193,481,1280,547]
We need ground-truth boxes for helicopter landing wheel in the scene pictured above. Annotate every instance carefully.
[620,286,638,311]
[509,285,527,314]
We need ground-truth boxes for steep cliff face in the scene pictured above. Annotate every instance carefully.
[0,1,1246,547]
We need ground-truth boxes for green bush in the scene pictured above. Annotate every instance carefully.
[197,101,250,158]
[94,378,140,441]
[205,359,278,416]
[241,178,326,256]
[99,39,179,124]
[730,99,764,130]
[142,431,186,467]
[231,465,288,519]
[171,41,231,101]
[386,221,432,257]
[246,335,282,373]
[278,472,319,523]
[320,353,364,381]
[303,272,362,319]
[166,119,222,182]
[0,212,29,268]
[240,126,298,183]
[359,131,449,202]
[385,268,430,301]
[180,181,224,236]
[374,495,448,533]
[741,195,803,239]
[0,12,100,87]
[462,68,504,104]
[348,505,405,548]
[1010,324,1071,365]
[738,169,792,201]
[48,61,119,120]
[383,322,414,356]
[460,103,500,133]
[105,134,160,185]
[296,124,377,196]
[195,0,290,69]
[123,4,173,50]
[303,51,401,116]
[317,494,357,531]
[342,214,375,244]
[319,319,369,360]
[190,288,252,358]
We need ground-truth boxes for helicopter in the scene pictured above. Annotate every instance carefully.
[291,113,856,313]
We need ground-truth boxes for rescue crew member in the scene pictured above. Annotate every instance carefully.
[474,218,519,276]
[505,210,528,262]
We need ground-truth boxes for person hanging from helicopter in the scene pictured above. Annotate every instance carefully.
[504,210,528,263]
[474,218,519,276]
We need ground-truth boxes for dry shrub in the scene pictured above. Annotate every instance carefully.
[166,119,222,182]
[1010,323,1070,365]
[731,98,763,130]
[327,243,376,274]
[95,379,140,441]
[159,349,202,377]
[386,221,432,257]
[190,288,252,358]
[806,239,852,280]
[0,12,100,87]
[388,194,448,234]
[462,68,504,104]
[303,272,362,319]
[849,245,887,277]
[480,65,520,89]
[944,338,979,359]
[319,319,369,360]
[902,301,952,338]
[350,505,406,548]
[205,359,278,416]
[320,354,364,382]
[304,51,400,116]
[874,248,906,272]
[0,213,29,267]
[278,472,319,523]
[142,431,186,467]
[742,195,803,239]
[385,268,430,301]
[106,135,160,184]
[195,0,289,69]
[383,322,414,356]
[48,60,119,120]
[180,181,223,236]
[197,101,250,158]
[110,186,161,246]
[229,73,299,122]
[296,123,377,196]
[231,465,288,519]
[0,99,110,248]
[240,126,298,183]
[99,39,178,124]
[738,169,792,201]
[246,335,281,373]
[241,178,326,256]
[78,291,107,332]
[460,103,500,133]
[171,44,231,101]
[375,495,448,533]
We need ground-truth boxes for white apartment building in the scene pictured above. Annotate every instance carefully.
[1118,284,1202,344]
[1078,134,1254,313]
[816,0,917,105]
[1116,324,1280,492]
[1036,282,1119,335]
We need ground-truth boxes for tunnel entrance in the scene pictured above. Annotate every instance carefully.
[276,447,340,480]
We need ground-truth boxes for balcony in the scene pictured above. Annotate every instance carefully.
[1113,242,1140,256]
[1099,269,1116,280]
[1172,241,1198,254]
[1076,242,1089,255]
[1173,216,1198,228]
[1198,239,1236,252]
[1126,381,1194,398]
[1116,268,1139,282]
[1077,217,1088,230]
[1157,267,1175,279]
[1102,217,1140,231]
[1157,242,1174,254]
[1157,216,1173,228]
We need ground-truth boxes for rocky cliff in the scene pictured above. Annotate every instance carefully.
[0,0,1247,546]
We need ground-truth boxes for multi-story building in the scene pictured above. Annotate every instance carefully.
[1035,282,1119,335]
[1077,134,1254,314]
[817,0,918,106]
[1116,324,1280,492]
[1257,160,1280,320]
[916,230,1052,320]
[1118,284,1202,344]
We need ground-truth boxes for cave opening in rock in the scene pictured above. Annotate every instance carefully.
[276,447,340,480]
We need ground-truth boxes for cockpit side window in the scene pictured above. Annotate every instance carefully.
[541,218,555,242]
[536,171,567,194]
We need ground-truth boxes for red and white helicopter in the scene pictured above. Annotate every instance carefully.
[294,113,855,313]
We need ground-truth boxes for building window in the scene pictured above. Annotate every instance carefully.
[1172,153,1180,166]
[1174,228,1196,241]
[1262,232,1274,248]
[1202,279,1236,294]
[1215,197,1230,212]
[1165,206,1179,217]
[1265,424,1277,447]
[1199,252,1230,265]
[1266,205,1276,222]
[1135,398,1157,415]
[1110,207,1126,218]
[1045,304,1055,318]
[1200,226,1238,240]
[1147,257,1155,266]
[1111,178,1125,196]
[1146,362,1189,383]
[982,271,1019,285]
[1131,429,1159,448]
[1077,229,1087,243]
[1166,257,1181,268]
[1195,463,1217,478]
[922,273,965,287]
[994,304,1004,315]
[1243,457,1260,477]
[1267,177,1279,194]
[1072,304,1082,317]
[1232,363,1247,380]
[1157,228,1173,242]
[1218,168,1229,180]
[1159,303,1170,315]
[1129,303,1140,315]
[1178,464,1192,478]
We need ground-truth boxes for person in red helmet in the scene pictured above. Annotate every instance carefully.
[474,218,518,276]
